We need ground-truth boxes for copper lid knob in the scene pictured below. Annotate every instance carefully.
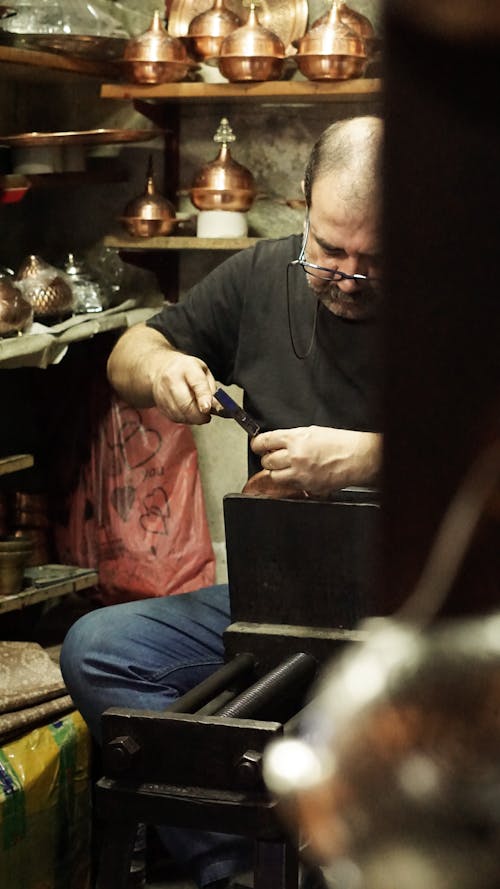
[190,118,256,212]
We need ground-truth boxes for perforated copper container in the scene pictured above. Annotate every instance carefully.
[187,0,242,60]
[213,0,286,82]
[15,255,73,319]
[190,118,256,212]
[295,0,367,80]
[121,9,195,84]
[119,158,178,237]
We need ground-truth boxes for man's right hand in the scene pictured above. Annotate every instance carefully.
[107,323,217,425]
[149,350,217,425]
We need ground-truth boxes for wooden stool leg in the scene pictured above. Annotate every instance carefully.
[95,820,137,889]
[254,838,300,889]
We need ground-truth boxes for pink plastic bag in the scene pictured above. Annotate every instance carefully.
[55,393,215,605]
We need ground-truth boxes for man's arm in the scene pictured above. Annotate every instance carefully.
[107,323,217,425]
[250,426,382,496]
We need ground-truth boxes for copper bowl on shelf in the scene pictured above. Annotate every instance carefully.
[118,216,180,238]
[216,54,284,81]
[120,9,196,84]
[295,52,365,80]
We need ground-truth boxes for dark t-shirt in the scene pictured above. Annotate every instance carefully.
[147,235,382,475]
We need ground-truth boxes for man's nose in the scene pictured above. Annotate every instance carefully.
[337,256,365,292]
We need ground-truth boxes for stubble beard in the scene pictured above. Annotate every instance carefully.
[307,277,380,321]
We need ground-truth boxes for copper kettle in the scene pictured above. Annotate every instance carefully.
[189,118,256,213]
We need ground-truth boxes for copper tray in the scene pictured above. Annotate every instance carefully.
[168,0,308,49]
[14,33,128,60]
[0,128,164,148]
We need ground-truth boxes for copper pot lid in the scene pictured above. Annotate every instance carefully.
[190,118,256,211]
[312,1,375,42]
[219,0,285,58]
[188,0,242,39]
[297,0,366,58]
[123,157,176,222]
[123,9,188,63]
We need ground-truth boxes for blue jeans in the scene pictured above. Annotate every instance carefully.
[60,584,252,887]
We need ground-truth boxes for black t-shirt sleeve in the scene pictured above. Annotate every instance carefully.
[146,247,255,384]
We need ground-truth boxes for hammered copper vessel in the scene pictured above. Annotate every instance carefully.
[190,118,256,212]
[121,9,195,84]
[214,0,286,82]
[120,157,178,237]
[187,0,242,60]
[295,0,367,80]
[15,255,73,319]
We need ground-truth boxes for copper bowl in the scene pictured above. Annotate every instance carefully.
[118,216,180,238]
[295,52,366,80]
[119,58,195,84]
[216,54,284,81]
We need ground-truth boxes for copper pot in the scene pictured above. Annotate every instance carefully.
[213,1,286,82]
[187,0,242,61]
[119,157,178,238]
[295,0,367,81]
[312,1,377,56]
[15,255,74,319]
[121,9,195,84]
[190,118,256,212]
[0,275,33,336]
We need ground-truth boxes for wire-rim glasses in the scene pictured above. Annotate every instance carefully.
[288,215,376,284]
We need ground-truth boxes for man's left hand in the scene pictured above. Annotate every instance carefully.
[250,426,381,496]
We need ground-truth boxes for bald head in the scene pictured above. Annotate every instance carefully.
[303,116,382,211]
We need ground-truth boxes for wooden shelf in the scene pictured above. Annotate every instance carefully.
[0,299,158,369]
[0,565,98,615]
[0,44,117,83]
[0,163,128,192]
[104,233,260,251]
[0,454,34,477]
[100,77,382,104]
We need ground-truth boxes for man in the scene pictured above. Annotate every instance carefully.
[61,115,383,889]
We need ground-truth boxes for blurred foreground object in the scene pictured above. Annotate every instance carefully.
[264,612,500,889]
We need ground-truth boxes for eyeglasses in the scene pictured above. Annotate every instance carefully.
[289,215,377,284]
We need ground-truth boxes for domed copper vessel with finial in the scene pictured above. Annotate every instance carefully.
[189,118,256,212]
[295,0,367,80]
[311,1,377,56]
[213,0,286,82]
[121,9,196,84]
[119,156,178,237]
[187,0,242,61]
